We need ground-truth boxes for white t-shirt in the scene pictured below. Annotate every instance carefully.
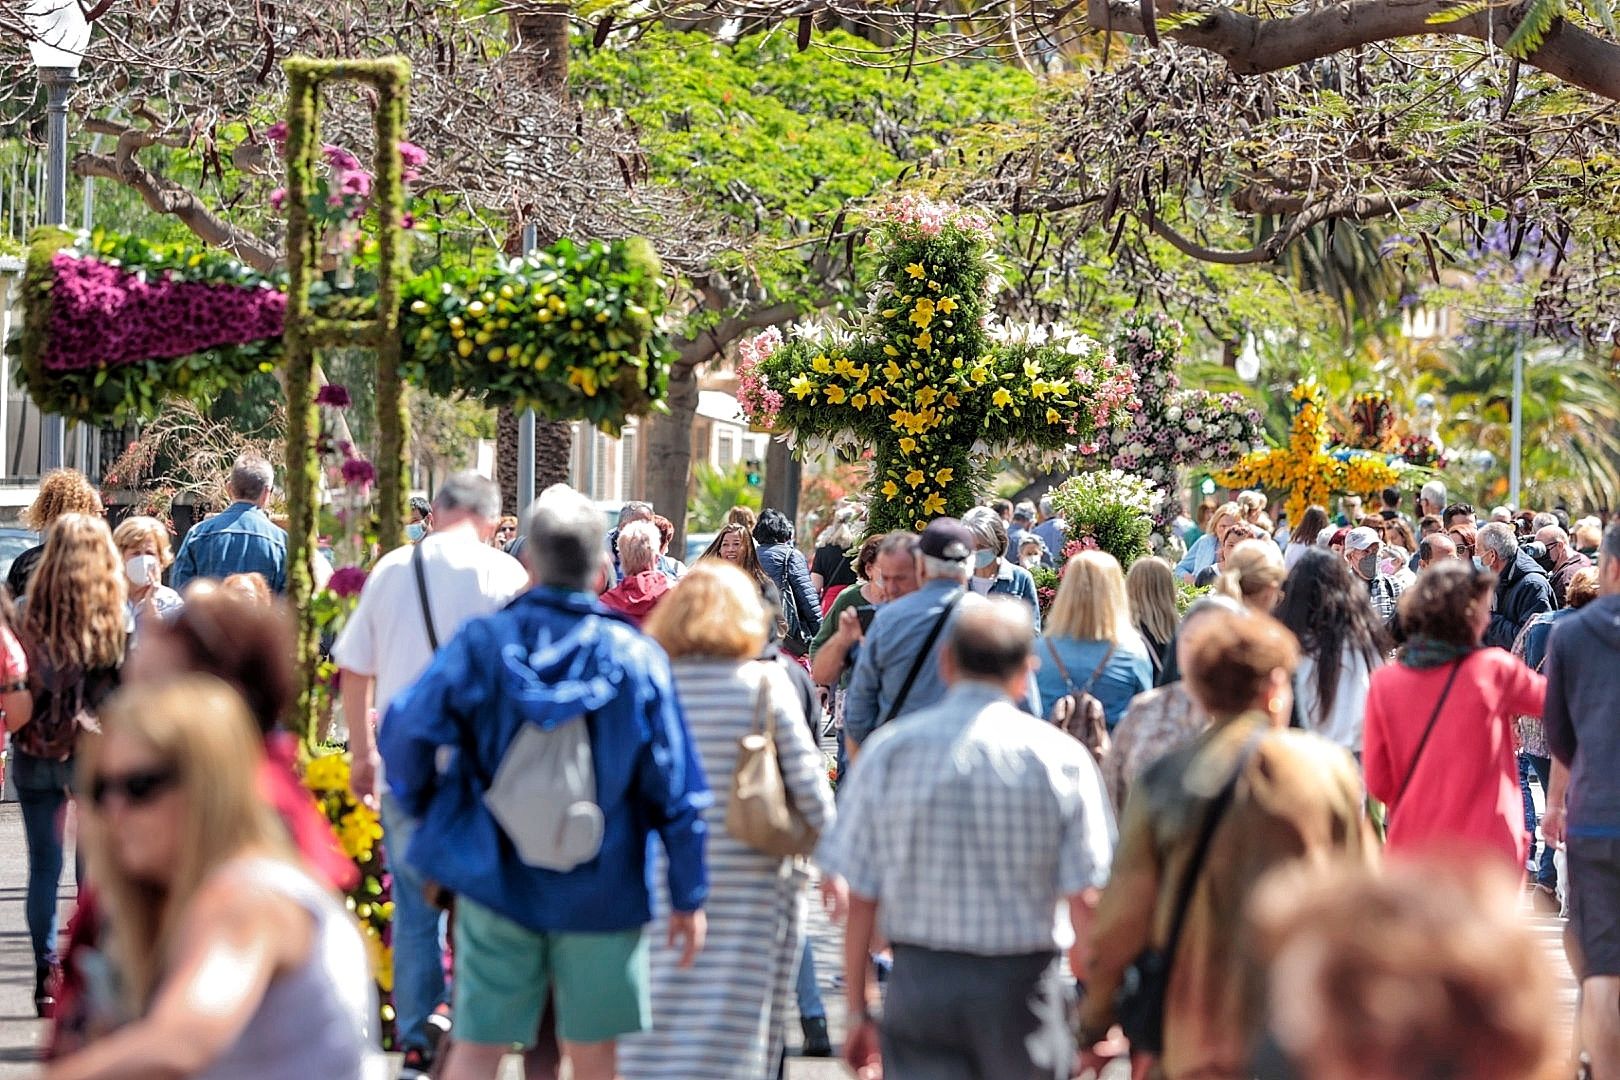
[332,528,529,720]
[1294,645,1379,753]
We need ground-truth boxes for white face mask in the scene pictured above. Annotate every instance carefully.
[973,549,997,569]
[125,554,160,588]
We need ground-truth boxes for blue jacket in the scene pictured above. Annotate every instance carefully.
[977,557,1042,632]
[757,541,822,640]
[1034,635,1153,729]
[171,502,288,593]
[1174,533,1219,581]
[380,587,711,933]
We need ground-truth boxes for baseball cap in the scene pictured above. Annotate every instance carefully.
[1345,526,1381,553]
[919,518,974,562]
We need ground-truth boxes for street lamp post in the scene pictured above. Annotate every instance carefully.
[516,223,538,510]
[25,0,91,474]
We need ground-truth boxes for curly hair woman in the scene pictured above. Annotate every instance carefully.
[14,514,126,1015]
[10,469,104,601]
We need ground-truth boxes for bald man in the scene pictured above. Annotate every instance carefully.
[1418,532,1458,572]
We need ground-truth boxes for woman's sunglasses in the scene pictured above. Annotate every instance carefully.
[90,766,180,810]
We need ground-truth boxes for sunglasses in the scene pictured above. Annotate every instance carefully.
[90,766,180,810]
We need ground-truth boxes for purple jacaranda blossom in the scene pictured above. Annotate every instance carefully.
[339,170,373,198]
[269,187,288,211]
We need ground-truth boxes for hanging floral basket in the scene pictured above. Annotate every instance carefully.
[14,229,285,426]
[398,238,672,436]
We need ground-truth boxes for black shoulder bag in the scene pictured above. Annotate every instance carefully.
[1115,727,1268,1054]
[412,540,440,651]
[878,590,963,729]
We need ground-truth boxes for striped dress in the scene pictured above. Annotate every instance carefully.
[620,658,836,1080]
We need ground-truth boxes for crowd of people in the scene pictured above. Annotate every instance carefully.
[1,457,1615,1080]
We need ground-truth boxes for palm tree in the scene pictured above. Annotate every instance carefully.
[1418,328,1620,512]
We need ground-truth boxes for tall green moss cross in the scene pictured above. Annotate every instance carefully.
[281,57,412,728]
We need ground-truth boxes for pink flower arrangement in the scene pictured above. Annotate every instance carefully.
[875,193,992,241]
[328,566,369,598]
[42,252,286,373]
[736,327,786,429]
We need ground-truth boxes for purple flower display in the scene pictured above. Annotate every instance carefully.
[328,566,369,598]
[340,457,377,489]
[42,253,286,373]
[315,384,353,409]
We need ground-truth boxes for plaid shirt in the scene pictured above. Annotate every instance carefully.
[1367,572,1403,627]
[816,682,1115,955]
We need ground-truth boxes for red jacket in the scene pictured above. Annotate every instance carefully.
[1365,648,1546,873]
[598,570,670,628]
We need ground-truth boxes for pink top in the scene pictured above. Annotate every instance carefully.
[1365,648,1546,873]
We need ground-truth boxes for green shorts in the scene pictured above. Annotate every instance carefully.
[452,899,650,1047]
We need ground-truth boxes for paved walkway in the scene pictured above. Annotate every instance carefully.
[0,801,1578,1079]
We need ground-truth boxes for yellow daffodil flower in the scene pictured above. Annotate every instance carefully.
[915,386,939,408]
[852,393,868,411]
[992,388,1014,408]
[826,385,847,405]
[910,299,936,330]
[921,492,947,516]
[899,437,918,454]
[914,331,933,351]
[834,357,859,378]
[1046,407,1062,424]
[883,361,904,382]
[1024,358,1042,380]
[970,365,990,384]
[884,345,900,357]
[906,469,925,488]
[812,355,833,374]
[905,263,926,279]
[867,386,890,405]
[882,480,900,498]
[937,296,958,314]
[790,375,816,400]
[934,468,954,484]
[944,392,960,409]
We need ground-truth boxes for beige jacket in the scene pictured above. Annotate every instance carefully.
[1081,713,1373,1079]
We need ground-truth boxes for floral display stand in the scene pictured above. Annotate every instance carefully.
[1216,380,1409,524]
[735,196,1136,535]
[1084,312,1264,530]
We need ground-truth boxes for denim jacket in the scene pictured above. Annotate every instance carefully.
[380,587,711,933]
[171,502,288,593]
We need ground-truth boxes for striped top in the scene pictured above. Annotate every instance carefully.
[620,658,836,1080]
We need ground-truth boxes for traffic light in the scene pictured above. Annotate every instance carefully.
[745,459,762,486]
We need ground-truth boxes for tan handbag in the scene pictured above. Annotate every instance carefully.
[725,665,820,857]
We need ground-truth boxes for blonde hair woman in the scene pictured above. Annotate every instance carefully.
[1237,489,1268,524]
[14,514,126,1015]
[45,677,380,1079]
[113,517,182,628]
[1125,556,1178,681]
[1213,539,1288,614]
[1038,551,1154,730]
[627,563,834,1080]
[10,468,103,600]
[1174,500,1242,583]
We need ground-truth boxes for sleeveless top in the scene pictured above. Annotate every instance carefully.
[195,858,385,1080]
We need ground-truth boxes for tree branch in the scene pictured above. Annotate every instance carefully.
[71,152,280,272]
[675,300,810,368]
[1088,0,1620,103]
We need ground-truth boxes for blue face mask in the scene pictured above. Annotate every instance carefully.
[407,522,426,542]
[973,549,997,569]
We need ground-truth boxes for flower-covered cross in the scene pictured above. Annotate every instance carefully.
[1083,312,1263,528]
[1216,380,1404,525]
[737,196,1136,535]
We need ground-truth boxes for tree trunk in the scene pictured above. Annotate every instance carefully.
[496,408,574,514]
[646,363,701,554]
[762,438,800,525]
[495,4,576,516]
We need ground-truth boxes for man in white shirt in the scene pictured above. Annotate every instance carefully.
[334,471,528,1080]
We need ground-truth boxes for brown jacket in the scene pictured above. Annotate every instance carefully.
[1080,713,1372,1079]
